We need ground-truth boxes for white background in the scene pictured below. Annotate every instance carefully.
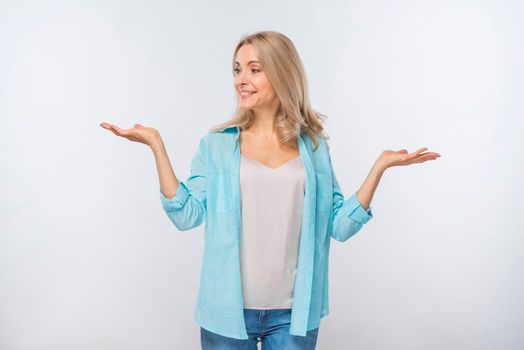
[1,0,522,349]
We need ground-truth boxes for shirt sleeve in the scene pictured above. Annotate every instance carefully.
[159,135,207,231]
[327,144,374,242]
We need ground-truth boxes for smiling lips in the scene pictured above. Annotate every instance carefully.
[240,90,257,98]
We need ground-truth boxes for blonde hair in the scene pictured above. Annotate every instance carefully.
[210,31,329,151]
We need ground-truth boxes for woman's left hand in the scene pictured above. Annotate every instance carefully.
[377,147,441,171]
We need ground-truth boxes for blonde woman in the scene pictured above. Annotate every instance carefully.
[101,31,440,349]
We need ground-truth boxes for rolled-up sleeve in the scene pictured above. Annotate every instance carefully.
[159,135,207,231]
[327,147,374,242]
[160,181,191,211]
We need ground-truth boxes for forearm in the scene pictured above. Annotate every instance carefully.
[355,160,386,210]
[150,135,180,200]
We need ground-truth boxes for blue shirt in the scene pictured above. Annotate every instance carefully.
[159,126,374,340]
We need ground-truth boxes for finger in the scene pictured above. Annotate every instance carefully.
[420,151,440,158]
[106,124,118,132]
[101,123,129,138]
[100,122,115,131]
[100,122,113,130]
[111,125,129,135]
[107,127,119,136]
[407,148,429,158]
[417,155,438,163]
[108,125,126,137]
[425,152,440,157]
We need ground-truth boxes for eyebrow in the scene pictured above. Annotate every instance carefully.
[234,60,260,66]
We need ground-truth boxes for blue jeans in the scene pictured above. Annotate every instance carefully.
[200,308,320,349]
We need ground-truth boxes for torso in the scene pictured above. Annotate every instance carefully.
[239,129,300,169]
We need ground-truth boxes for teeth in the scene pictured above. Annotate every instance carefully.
[241,91,256,95]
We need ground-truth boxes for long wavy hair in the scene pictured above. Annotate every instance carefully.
[210,31,329,151]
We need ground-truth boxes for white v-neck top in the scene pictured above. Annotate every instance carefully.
[239,153,306,309]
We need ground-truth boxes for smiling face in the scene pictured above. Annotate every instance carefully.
[234,44,279,112]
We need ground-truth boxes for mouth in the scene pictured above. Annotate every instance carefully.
[240,91,257,97]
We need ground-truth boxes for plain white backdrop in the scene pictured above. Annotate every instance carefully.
[1,0,522,349]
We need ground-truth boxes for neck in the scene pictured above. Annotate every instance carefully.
[248,101,280,138]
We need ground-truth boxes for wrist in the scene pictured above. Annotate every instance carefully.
[149,133,164,151]
[373,160,387,175]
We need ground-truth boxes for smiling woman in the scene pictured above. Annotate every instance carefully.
[100,29,440,350]
[212,31,329,152]
[199,32,335,349]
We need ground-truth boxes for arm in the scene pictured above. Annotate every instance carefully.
[328,149,384,242]
[355,160,385,211]
[328,141,441,242]
[152,134,207,231]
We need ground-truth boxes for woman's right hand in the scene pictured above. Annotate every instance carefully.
[100,122,160,147]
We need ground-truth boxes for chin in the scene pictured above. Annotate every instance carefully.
[241,103,257,109]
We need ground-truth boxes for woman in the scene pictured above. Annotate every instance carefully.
[100,31,440,350]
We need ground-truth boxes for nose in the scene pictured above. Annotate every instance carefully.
[236,71,249,87]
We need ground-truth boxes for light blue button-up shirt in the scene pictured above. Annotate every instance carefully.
[159,126,373,340]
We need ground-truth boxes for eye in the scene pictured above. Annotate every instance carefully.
[233,68,240,74]
[251,69,260,73]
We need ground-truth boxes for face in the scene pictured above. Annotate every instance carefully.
[234,44,279,112]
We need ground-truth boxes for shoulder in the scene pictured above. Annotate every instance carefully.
[199,126,238,148]
[301,130,329,152]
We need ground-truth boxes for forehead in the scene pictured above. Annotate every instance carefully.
[234,44,260,65]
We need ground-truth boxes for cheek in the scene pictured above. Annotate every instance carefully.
[259,81,275,97]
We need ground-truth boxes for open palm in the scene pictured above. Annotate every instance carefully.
[100,122,159,146]
[379,147,441,169]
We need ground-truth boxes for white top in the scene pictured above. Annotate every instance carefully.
[239,153,306,309]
